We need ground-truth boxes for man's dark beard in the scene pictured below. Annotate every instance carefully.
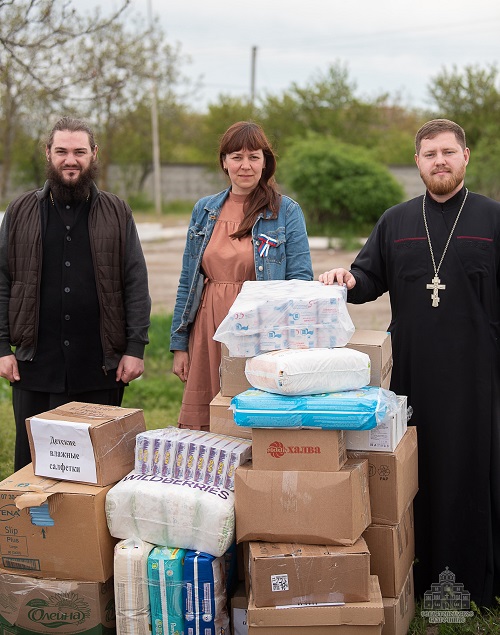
[46,159,99,204]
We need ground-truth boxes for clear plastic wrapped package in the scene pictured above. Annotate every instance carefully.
[213,280,355,357]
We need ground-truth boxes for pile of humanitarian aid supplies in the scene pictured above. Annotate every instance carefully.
[0,280,417,635]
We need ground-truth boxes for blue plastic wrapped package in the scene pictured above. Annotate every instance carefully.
[213,280,355,357]
[147,546,185,635]
[230,386,399,430]
[183,550,229,635]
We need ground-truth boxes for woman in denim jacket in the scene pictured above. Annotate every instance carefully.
[170,121,313,430]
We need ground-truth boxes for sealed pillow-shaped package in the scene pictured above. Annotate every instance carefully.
[105,473,235,558]
[245,347,370,396]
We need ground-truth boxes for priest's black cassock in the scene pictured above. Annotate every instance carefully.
[347,186,500,607]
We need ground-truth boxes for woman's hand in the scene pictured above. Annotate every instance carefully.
[173,350,190,382]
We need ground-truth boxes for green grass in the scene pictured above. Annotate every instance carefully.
[2,316,500,632]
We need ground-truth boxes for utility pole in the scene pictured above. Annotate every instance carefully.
[250,45,257,107]
[148,0,162,216]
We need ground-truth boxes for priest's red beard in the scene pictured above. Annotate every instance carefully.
[420,164,466,197]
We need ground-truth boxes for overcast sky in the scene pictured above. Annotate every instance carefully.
[105,0,499,112]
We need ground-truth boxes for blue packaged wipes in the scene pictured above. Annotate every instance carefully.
[230,386,398,430]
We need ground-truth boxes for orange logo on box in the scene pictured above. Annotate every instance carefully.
[266,441,321,458]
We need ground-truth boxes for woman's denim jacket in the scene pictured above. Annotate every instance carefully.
[170,187,313,351]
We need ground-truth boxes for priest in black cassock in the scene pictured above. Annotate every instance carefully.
[319,119,500,608]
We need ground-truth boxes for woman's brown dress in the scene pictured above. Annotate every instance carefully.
[178,192,255,430]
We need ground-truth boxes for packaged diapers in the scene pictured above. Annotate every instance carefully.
[231,386,399,430]
[183,550,229,635]
[114,537,154,635]
[213,280,355,356]
[105,472,235,557]
[148,546,185,635]
[245,347,371,396]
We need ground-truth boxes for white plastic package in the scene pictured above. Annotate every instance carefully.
[105,472,235,558]
[213,280,355,357]
[114,537,154,635]
[245,347,371,396]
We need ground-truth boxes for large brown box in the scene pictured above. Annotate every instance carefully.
[235,459,371,546]
[346,330,393,389]
[220,344,252,397]
[382,566,415,635]
[0,464,117,582]
[364,503,415,597]
[348,425,418,525]
[247,575,384,634]
[251,428,346,472]
[0,572,115,634]
[248,538,371,607]
[26,401,146,486]
[210,391,252,440]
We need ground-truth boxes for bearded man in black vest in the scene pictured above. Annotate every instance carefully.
[0,116,151,471]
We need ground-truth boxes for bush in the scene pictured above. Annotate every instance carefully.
[279,134,405,234]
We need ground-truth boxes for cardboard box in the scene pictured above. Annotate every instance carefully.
[0,572,115,634]
[348,425,418,525]
[235,459,371,546]
[346,330,393,389]
[26,401,146,486]
[382,566,415,635]
[0,464,117,582]
[232,581,249,635]
[364,503,414,597]
[210,392,252,440]
[251,428,347,472]
[345,396,408,453]
[220,344,252,397]
[248,537,370,607]
[247,575,384,634]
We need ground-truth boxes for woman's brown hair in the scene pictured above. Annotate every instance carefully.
[219,121,281,239]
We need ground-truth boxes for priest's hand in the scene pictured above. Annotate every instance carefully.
[319,268,357,289]
[116,354,144,383]
[173,350,190,383]
[0,354,20,382]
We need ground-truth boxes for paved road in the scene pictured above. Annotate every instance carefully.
[141,224,392,331]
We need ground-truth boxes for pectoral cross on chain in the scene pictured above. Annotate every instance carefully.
[426,276,445,307]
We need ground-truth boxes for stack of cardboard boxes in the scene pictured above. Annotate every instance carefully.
[211,330,416,635]
[0,402,146,634]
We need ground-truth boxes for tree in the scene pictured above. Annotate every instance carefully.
[465,126,500,200]
[279,134,405,233]
[0,0,129,199]
[427,64,500,148]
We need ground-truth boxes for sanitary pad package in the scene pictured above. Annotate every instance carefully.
[245,347,371,396]
[148,546,185,635]
[134,428,251,490]
[114,537,154,635]
[213,280,355,356]
[183,550,229,635]
[105,472,235,557]
[231,386,398,430]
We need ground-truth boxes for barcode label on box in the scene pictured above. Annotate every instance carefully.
[271,574,289,592]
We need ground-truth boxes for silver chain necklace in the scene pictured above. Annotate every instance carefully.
[422,188,468,307]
